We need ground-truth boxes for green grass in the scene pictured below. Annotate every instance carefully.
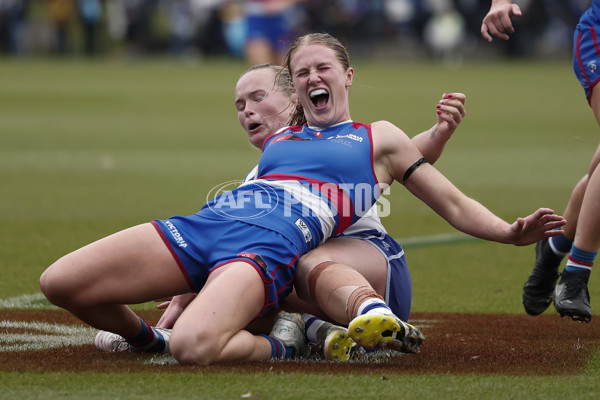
[1,57,599,398]
[2,372,600,400]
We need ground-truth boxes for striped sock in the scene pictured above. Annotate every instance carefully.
[303,313,324,344]
[260,334,294,359]
[124,318,166,353]
[565,245,597,277]
[548,234,572,257]
[358,299,392,316]
[302,313,338,346]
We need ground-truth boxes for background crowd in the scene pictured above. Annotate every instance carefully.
[0,0,592,63]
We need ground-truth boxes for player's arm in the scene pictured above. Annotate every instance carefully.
[411,92,466,164]
[373,121,566,246]
[481,0,523,42]
[404,163,565,245]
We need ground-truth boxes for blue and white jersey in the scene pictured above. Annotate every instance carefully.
[200,121,381,254]
[242,167,388,238]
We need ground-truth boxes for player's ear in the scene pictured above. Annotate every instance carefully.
[345,67,354,88]
[289,94,299,115]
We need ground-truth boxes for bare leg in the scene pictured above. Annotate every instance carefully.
[574,84,600,252]
[39,223,191,337]
[169,261,271,365]
[573,149,600,251]
[294,237,387,324]
[293,237,423,352]
[552,84,600,322]
[562,174,588,241]
[154,237,391,330]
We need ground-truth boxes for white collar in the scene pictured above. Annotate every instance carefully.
[307,120,353,131]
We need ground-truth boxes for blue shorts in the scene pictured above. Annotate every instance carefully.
[341,230,412,321]
[573,8,600,103]
[152,216,300,316]
[245,14,294,54]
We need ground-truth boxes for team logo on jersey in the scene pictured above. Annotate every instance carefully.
[313,131,323,138]
[330,133,363,142]
[238,252,268,273]
[271,134,311,144]
[294,218,313,243]
[588,61,597,74]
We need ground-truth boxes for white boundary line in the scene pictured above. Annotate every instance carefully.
[0,293,51,309]
[0,320,96,352]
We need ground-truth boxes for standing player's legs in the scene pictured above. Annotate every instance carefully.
[522,18,600,318]
[553,84,600,322]
[245,37,277,65]
[522,175,587,316]
[244,15,280,65]
[561,175,588,242]
[39,223,191,346]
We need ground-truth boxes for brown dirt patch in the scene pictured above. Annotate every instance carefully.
[2,309,598,375]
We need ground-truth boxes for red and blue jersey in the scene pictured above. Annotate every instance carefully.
[573,0,600,102]
[200,121,381,254]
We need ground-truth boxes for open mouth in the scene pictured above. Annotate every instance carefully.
[310,89,329,109]
[248,122,261,132]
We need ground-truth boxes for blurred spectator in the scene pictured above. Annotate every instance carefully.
[166,0,199,58]
[0,0,28,56]
[0,0,587,60]
[306,0,378,45]
[106,0,158,57]
[383,0,431,41]
[105,0,125,43]
[47,0,76,55]
[196,2,229,57]
[77,0,102,56]
[422,0,466,64]
[218,0,245,57]
[242,0,307,65]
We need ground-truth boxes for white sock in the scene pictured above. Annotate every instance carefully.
[358,299,391,316]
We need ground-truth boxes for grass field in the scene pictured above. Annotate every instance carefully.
[2,56,600,399]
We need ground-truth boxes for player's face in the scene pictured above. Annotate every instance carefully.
[235,68,294,149]
[289,44,353,128]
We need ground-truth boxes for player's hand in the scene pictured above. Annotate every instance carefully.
[155,293,197,329]
[481,1,522,42]
[435,93,466,139]
[508,208,566,246]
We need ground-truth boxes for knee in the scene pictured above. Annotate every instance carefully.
[170,327,221,366]
[39,259,81,308]
[39,263,63,306]
[297,250,334,287]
